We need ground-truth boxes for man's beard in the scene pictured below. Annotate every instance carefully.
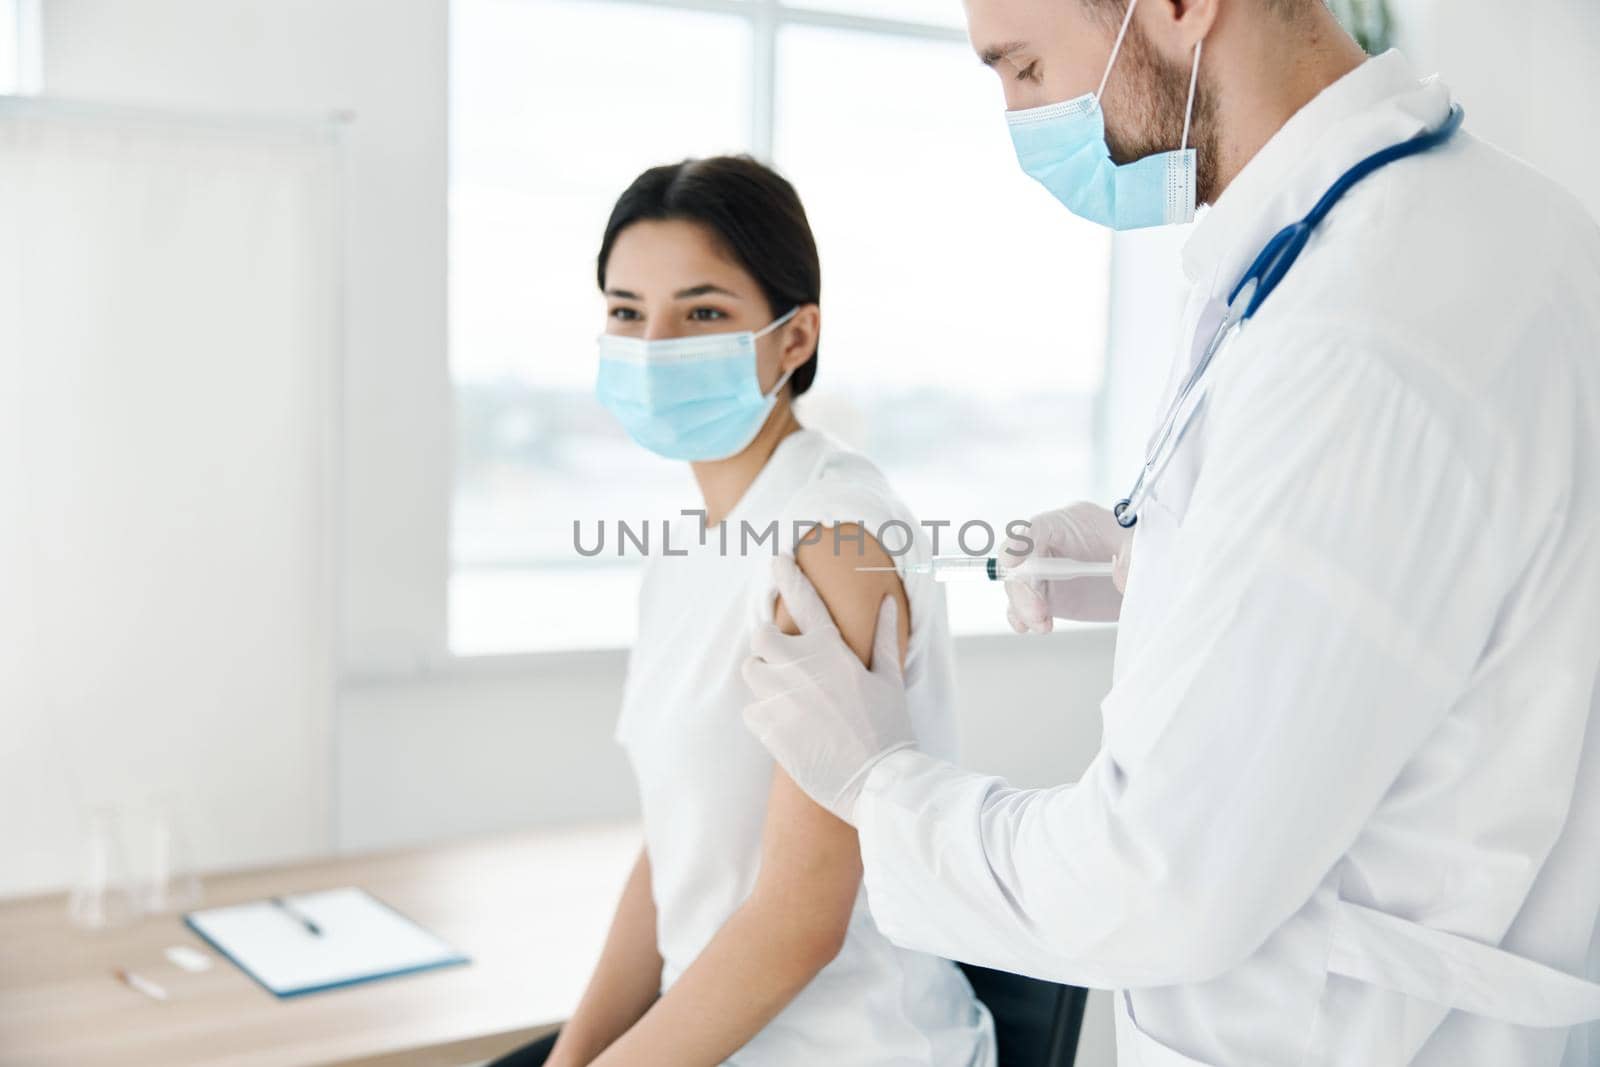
[1102,20,1221,207]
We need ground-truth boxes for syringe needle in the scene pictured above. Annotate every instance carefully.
[852,557,1113,582]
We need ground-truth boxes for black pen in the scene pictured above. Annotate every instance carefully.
[270,896,323,937]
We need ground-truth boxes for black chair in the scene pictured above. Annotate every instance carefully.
[957,962,1087,1067]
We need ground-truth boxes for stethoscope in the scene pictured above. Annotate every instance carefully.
[1113,104,1466,529]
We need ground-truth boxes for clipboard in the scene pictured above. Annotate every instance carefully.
[184,887,469,998]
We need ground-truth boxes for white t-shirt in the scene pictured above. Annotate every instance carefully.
[616,428,996,1067]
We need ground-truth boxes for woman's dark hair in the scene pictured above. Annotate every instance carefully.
[597,155,823,397]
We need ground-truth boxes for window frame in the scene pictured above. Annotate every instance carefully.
[560,0,972,161]
[486,0,970,161]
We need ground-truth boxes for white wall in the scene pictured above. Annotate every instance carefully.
[1396,0,1600,223]
[33,0,448,882]
[43,0,453,683]
[0,97,343,897]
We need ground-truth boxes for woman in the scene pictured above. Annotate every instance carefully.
[493,156,995,1067]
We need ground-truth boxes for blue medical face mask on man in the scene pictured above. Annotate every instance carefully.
[1005,0,1203,231]
[596,307,800,462]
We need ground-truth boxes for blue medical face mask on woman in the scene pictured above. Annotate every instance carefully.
[596,307,800,462]
[1005,0,1202,231]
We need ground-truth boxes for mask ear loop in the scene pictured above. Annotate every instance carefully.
[1096,0,1142,101]
[1097,1,1204,156]
[763,366,797,401]
[756,306,803,400]
[1181,39,1203,152]
[753,305,801,339]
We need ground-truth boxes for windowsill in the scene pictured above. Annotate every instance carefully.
[342,622,1117,689]
[445,562,1120,662]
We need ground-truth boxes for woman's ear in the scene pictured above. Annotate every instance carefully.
[778,304,821,376]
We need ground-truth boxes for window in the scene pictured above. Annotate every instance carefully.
[0,0,39,95]
[450,0,1111,655]
[0,0,19,93]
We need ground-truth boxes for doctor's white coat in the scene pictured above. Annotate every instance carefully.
[854,52,1600,1066]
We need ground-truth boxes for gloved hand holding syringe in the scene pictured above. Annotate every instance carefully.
[858,556,1113,583]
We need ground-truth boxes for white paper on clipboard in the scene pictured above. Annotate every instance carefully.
[185,887,468,997]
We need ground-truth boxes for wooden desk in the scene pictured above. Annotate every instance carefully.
[0,823,641,1067]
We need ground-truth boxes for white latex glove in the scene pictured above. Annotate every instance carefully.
[741,556,916,825]
[1001,501,1133,632]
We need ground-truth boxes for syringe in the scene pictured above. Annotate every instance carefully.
[858,556,1114,583]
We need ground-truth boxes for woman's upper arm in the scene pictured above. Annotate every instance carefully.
[753,526,909,919]
[773,524,910,669]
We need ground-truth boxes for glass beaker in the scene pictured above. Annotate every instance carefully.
[67,806,139,930]
[126,796,203,914]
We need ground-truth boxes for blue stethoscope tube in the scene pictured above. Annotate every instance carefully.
[1113,104,1467,530]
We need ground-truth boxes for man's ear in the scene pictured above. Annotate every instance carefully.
[1148,0,1220,58]
[779,304,821,376]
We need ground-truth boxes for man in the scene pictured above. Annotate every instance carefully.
[742,0,1600,1063]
